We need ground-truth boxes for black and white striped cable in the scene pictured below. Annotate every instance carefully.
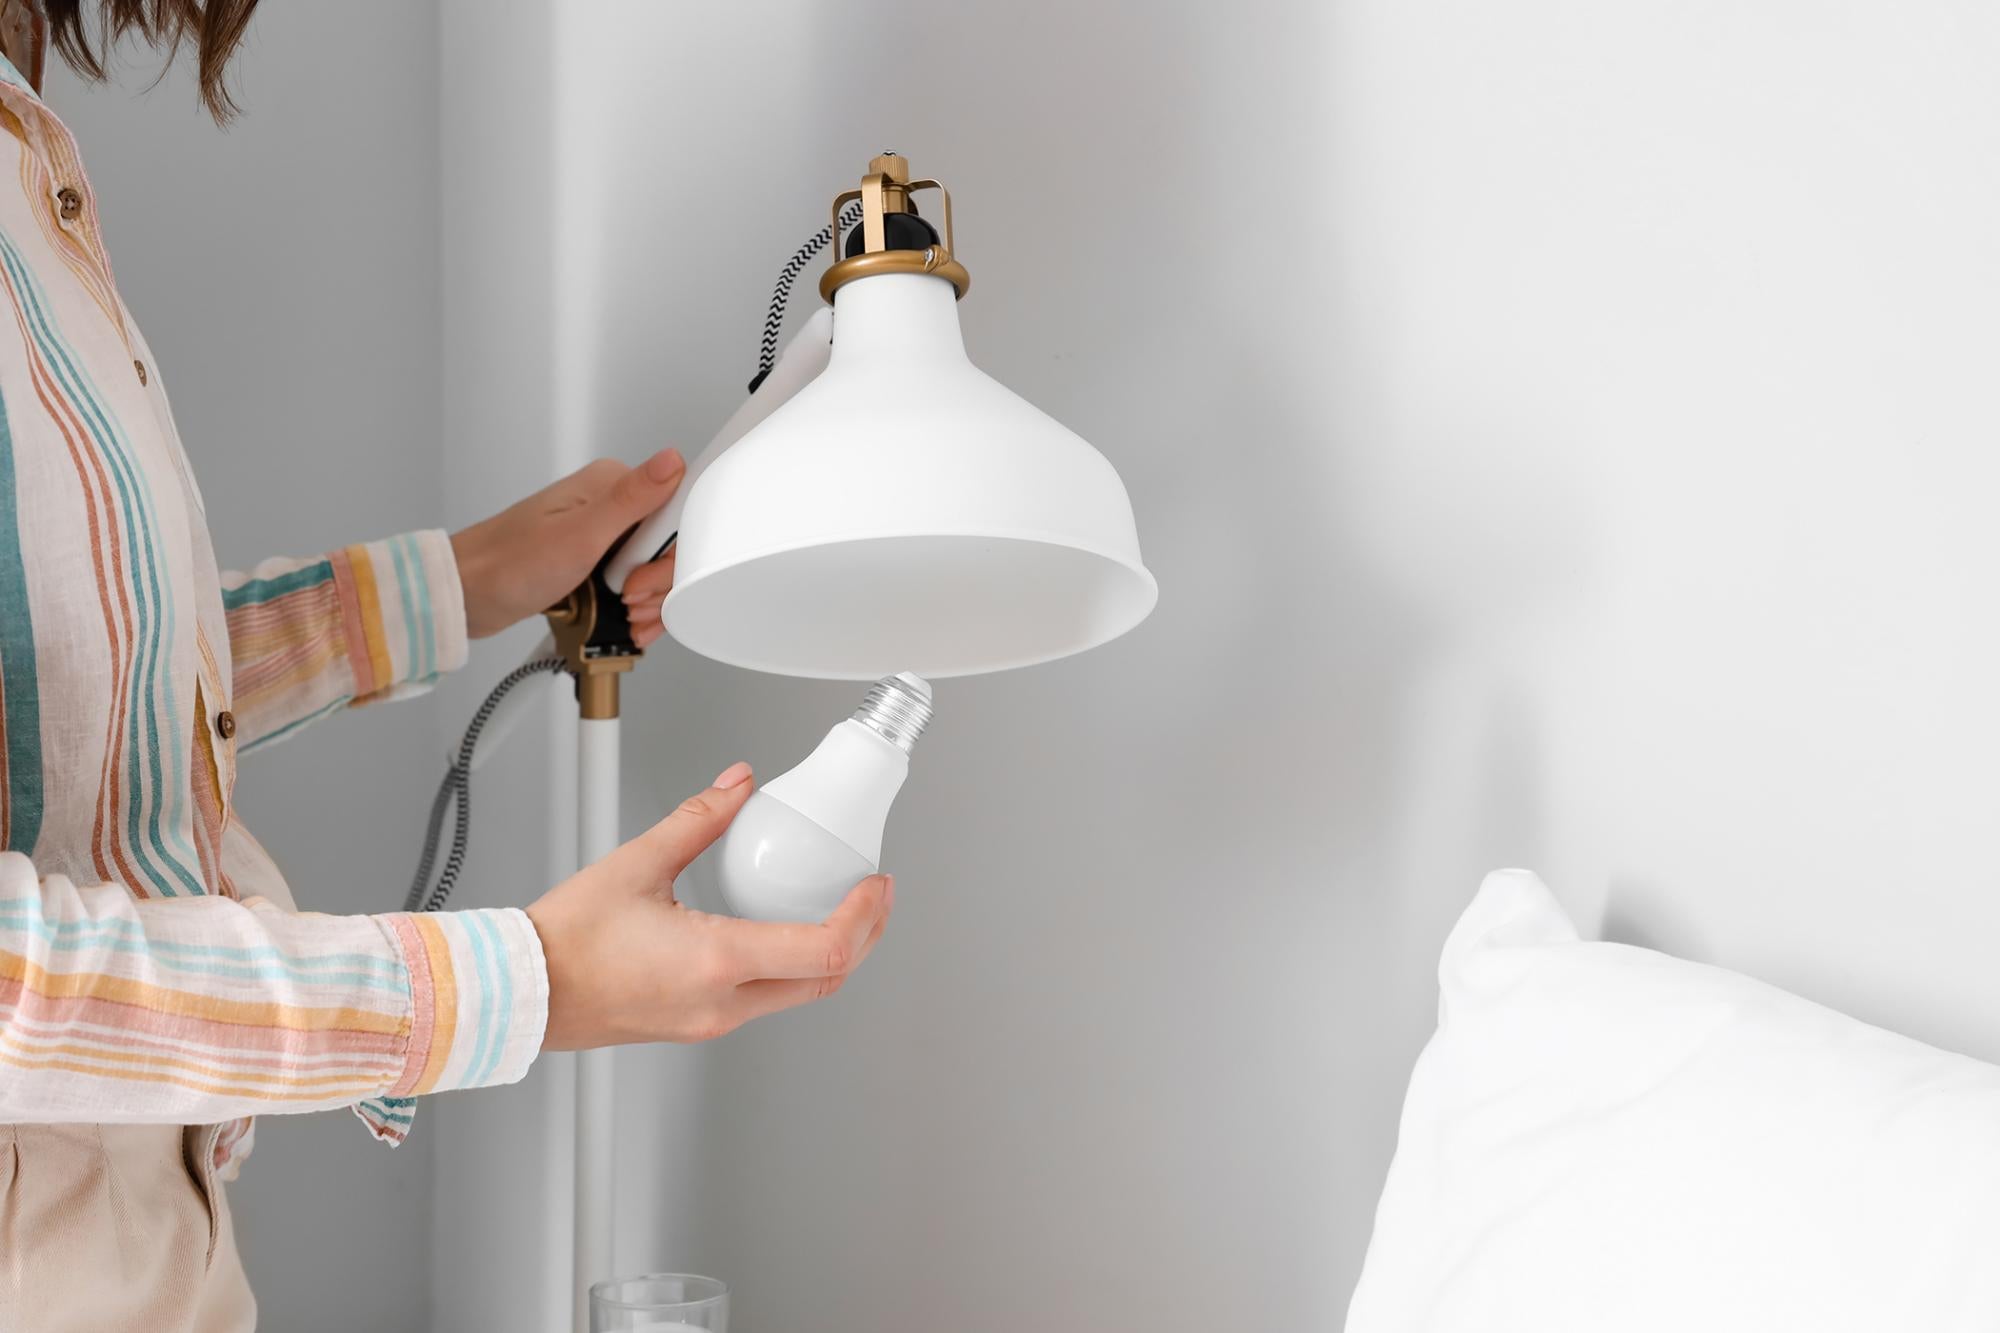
[751,199,864,391]
[404,656,566,913]
[406,208,870,912]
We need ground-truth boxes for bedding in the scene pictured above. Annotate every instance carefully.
[1346,869,2000,1332]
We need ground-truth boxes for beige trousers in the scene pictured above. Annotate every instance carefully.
[0,1123,256,1333]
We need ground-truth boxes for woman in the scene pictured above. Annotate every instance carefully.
[0,3,895,1328]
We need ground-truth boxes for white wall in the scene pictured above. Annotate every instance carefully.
[46,5,448,1331]
[431,4,580,1333]
[505,3,2000,1331]
[57,0,2000,1329]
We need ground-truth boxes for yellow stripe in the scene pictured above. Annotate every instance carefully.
[231,643,345,705]
[343,543,395,693]
[412,916,460,1094]
[0,950,409,1035]
[0,1032,398,1092]
[0,1049,381,1103]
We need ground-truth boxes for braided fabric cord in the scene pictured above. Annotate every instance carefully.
[755,199,864,386]
[406,208,866,911]
[404,657,565,913]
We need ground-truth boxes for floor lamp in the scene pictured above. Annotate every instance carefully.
[541,153,1158,1331]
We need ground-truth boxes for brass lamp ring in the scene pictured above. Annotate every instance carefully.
[818,156,972,303]
[820,247,971,303]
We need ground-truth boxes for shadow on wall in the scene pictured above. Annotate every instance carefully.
[574,5,1611,1332]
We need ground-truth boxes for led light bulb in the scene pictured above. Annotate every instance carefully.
[714,673,932,922]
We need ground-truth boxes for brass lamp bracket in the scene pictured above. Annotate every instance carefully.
[820,152,972,303]
[543,568,638,721]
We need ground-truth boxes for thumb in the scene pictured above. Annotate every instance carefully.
[606,447,685,530]
[609,761,754,895]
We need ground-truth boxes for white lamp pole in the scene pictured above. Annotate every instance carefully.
[538,151,1155,1331]
[547,303,841,1333]
[574,713,621,1333]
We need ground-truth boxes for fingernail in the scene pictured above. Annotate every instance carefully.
[646,449,685,482]
[713,761,752,789]
[882,874,896,907]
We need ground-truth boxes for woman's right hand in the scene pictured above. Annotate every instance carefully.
[523,761,894,1051]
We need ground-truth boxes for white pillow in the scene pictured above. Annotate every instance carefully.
[1347,870,2000,1333]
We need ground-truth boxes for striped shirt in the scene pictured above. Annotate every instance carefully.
[0,58,545,1173]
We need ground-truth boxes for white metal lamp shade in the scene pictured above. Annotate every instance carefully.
[664,271,1157,679]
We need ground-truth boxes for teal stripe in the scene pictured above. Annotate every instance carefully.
[474,912,516,1085]
[222,560,335,612]
[0,907,404,975]
[461,915,501,1085]
[1,236,204,897]
[0,915,403,990]
[385,536,427,681]
[404,535,438,679]
[359,1100,417,1126]
[239,694,347,753]
[0,234,204,897]
[0,389,42,853]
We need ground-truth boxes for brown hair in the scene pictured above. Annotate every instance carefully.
[42,0,260,121]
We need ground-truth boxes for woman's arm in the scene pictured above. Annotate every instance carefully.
[0,765,892,1133]
[222,447,689,749]
[221,531,467,751]
[0,848,542,1130]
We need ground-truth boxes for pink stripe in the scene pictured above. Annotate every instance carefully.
[230,631,340,698]
[0,1034,392,1093]
[0,980,406,1056]
[328,549,380,695]
[2,1011,403,1074]
[386,915,435,1095]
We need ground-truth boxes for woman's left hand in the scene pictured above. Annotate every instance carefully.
[450,447,685,644]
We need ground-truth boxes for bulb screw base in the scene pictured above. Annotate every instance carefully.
[852,672,933,755]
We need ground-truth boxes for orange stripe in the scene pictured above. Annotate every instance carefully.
[0,1032,395,1092]
[412,916,460,1094]
[329,549,377,696]
[188,680,224,888]
[0,1050,379,1103]
[0,234,143,894]
[385,915,433,1095]
[342,544,395,695]
[8,106,123,339]
[0,950,408,1035]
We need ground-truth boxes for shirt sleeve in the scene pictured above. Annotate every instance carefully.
[220,530,469,752]
[0,850,546,1141]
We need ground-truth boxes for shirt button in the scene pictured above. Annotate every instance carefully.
[134,359,148,385]
[216,710,237,740]
[56,187,82,222]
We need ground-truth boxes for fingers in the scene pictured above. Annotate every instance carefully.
[621,547,676,605]
[606,447,685,529]
[721,875,893,982]
[622,548,675,647]
[610,762,755,891]
[726,876,895,1023]
[729,975,845,1023]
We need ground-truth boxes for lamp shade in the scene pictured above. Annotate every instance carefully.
[664,270,1157,679]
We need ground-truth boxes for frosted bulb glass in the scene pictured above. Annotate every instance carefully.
[714,673,932,922]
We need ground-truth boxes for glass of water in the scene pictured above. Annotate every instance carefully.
[589,1273,729,1332]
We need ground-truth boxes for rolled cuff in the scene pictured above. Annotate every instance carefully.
[335,529,469,704]
[354,906,549,1144]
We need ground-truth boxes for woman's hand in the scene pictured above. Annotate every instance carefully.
[450,448,685,642]
[524,762,895,1050]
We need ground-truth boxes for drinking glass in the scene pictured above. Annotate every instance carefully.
[589,1273,729,1332]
